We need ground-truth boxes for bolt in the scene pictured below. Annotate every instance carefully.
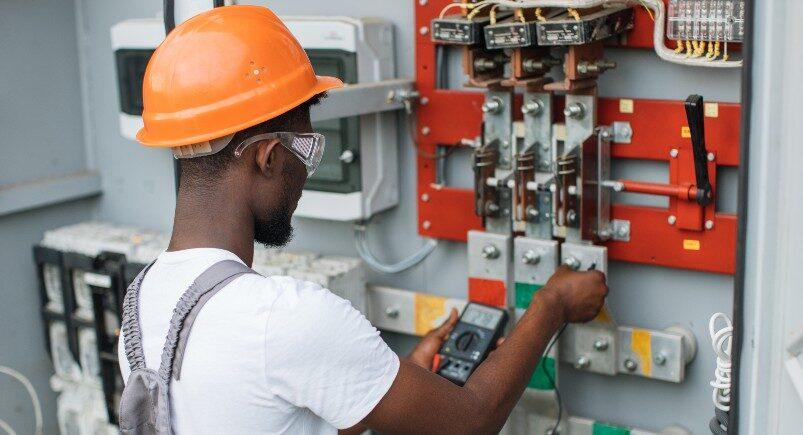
[705,219,714,230]
[420,96,429,106]
[564,103,585,120]
[624,358,638,372]
[522,250,541,265]
[522,100,543,116]
[707,152,716,162]
[566,209,577,224]
[421,126,430,136]
[654,352,667,366]
[385,307,400,318]
[421,193,429,202]
[616,224,629,238]
[482,97,503,114]
[576,356,591,369]
[526,206,539,221]
[419,26,428,35]
[567,185,578,195]
[419,0,427,5]
[670,148,679,158]
[482,244,501,260]
[474,58,498,72]
[564,256,580,271]
[338,150,355,164]
[600,128,612,140]
[667,215,677,225]
[598,229,612,241]
[593,338,609,351]
[422,220,431,230]
[486,202,500,215]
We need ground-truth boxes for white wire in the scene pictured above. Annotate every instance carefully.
[709,313,733,412]
[354,223,438,274]
[0,366,43,435]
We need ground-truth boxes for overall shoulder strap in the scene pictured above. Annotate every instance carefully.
[157,260,258,383]
[121,261,157,372]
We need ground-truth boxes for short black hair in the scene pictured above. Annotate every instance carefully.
[179,93,325,186]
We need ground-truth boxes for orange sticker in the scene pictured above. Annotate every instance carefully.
[619,99,634,114]
[683,239,701,250]
[414,293,446,336]
[631,329,652,376]
[681,126,691,138]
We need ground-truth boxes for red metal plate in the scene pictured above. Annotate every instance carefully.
[468,278,507,307]
[414,1,740,274]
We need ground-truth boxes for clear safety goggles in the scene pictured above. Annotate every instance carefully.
[234,132,325,178]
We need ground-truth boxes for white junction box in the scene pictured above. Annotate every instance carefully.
[111,13,401,221]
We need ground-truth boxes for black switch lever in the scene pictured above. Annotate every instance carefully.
[685,95,713,206]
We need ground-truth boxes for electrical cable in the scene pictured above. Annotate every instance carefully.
[0,366,43,435]
[709,313,733,410]
[543,322,568,435]
[354,221,438,274]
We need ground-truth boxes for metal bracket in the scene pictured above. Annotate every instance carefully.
[612,121,633,143]
[311,78,416,122]
[610,219,631,242]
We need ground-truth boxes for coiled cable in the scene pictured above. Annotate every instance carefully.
[709,313,733,434]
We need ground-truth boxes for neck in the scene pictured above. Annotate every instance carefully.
[168,185,255,267]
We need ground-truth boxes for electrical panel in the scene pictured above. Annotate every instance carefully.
[111,15,400,221]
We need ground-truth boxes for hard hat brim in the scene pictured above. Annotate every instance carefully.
[136,75,343,148]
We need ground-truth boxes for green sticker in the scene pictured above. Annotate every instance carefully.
[515,282,543,309]
[528,356,555,390]
[592,422,631,435]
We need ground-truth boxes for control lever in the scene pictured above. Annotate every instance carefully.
[685,95,713,206]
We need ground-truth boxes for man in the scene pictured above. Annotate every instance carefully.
[120,5,608,434]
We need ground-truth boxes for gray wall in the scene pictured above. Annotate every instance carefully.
[4,0,742,433]
[0,1,98,433]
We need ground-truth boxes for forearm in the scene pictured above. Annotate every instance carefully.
[462,290,565,431]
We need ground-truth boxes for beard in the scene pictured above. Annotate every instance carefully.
[253,164,302,247]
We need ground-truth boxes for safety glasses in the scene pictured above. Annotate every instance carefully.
[233,132,325,178]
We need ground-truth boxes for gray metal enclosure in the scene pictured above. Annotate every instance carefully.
[4,0,800,434]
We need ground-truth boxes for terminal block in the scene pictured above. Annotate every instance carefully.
[667,0,745,42]
[535,6,634,46]
[484,18,538,49]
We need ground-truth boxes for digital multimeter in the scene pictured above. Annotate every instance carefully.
[435,303,508,386]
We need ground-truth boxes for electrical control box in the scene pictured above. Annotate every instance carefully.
[667,0,746,42]
[111,14,400,221]
[484,19,539,49]
[431,14,505,45]
[535,6,634,46]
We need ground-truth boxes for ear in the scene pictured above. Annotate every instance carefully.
[255,139,281,174]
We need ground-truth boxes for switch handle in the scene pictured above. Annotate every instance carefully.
[684,95,713,206]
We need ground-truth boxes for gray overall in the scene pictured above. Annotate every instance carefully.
[118,260,258,434]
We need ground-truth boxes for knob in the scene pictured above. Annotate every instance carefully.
[564,256,580,271]
[456,332,479,351]
[481,245,500,260]
[521,250,540,265]
[339,150,356,164]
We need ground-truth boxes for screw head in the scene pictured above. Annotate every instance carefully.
[522,250,541,265]
[624,358,638,372]
[385,307,400,318]
[564,103,585,120]
[566,210,577,224]
[421,126,430,135]
[707,152,716,162]
[705,219,714,230]
[522,100,543,116]
[482,99,503,114]
[616,224,629,238]
[421,193,429,202]
[419,26,428,35]
[418,0,427,5]
[600,128,612,139]
[482,244,501,260]
[670,148,679,158]
[422,220,431,230]
[576,356,591,369]
[654,352,667,366]
[420,96,429,106]
[564,256,580,271]
[667,215,677,225]
[593,338,609,351]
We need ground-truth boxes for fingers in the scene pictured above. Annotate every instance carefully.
[431,308,459,339]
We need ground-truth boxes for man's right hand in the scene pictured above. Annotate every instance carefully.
[539,265,609,323]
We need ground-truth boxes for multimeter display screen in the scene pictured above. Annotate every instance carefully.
[462,305,504,329]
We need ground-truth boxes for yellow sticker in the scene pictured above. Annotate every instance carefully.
[681,126,691,138]
[414,293,446,336]
[704,102,719,118]
[619,99,634,114]
[683,239,701,251]
[631,329,652,377]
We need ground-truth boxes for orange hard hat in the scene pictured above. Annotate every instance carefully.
[136,5,343,148]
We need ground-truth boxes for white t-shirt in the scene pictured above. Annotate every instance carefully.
[118,248,399,434]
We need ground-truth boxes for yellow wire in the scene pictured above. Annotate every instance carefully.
[535,8,546,22]
[675,40,684,54]
[490,4,499,24]
[638,0,655,21]
[567,8,581,21]
[515,9,526,23]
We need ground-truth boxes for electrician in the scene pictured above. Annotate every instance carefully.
[121,5,608,434]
